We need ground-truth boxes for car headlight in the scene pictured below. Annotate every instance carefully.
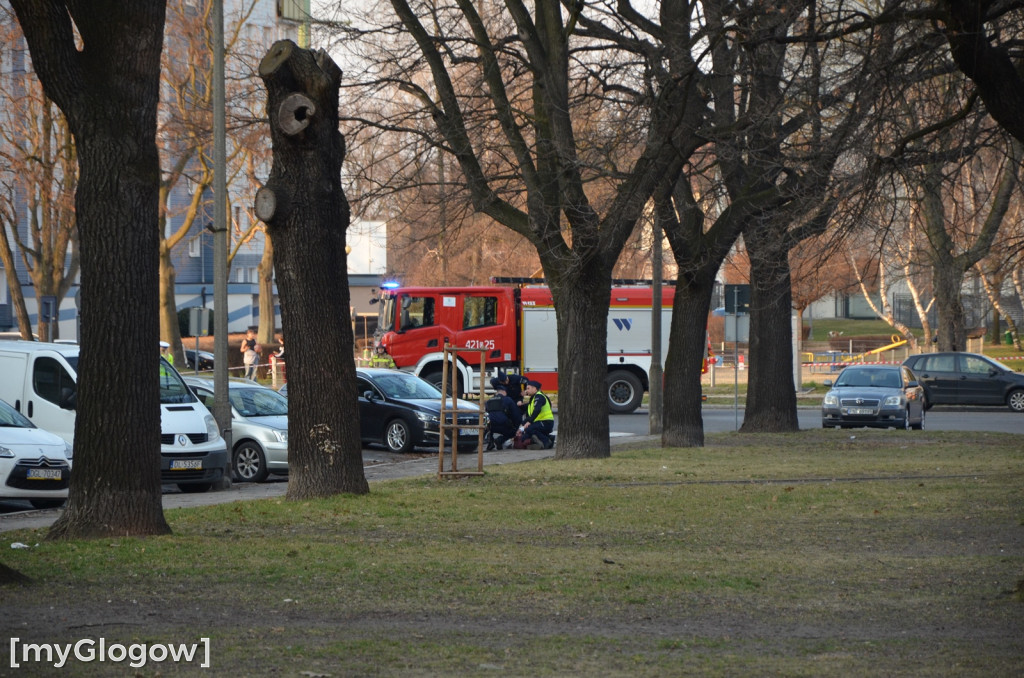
[0,445,14,458]
[415,411,439,424]
[205,414,219,439]
[823,393,838,406]
[64,442,74,460]
[883,395,902,406]
[271,429,288,443]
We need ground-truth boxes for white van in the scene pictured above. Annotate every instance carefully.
[0,341,227,492]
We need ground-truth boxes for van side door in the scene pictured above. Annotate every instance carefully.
[28,354,77,443]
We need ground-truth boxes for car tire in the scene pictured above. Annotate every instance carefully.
[178,482,212,493]
[1007,388,1024,413]
[384,418,414,453]
[29,499,65,510]
[911,408,925,430]
[607,370,644,413]
[233,441,269,482]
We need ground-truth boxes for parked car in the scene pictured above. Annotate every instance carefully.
[183,348,215,371]
[278,370,488,453]
[357,369,488,453]
[185,377,288,482]
[902,352,1024,412]
[822,364,926,430]
[0,397,73,509]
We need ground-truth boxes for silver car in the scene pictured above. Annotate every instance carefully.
[822,364,926,430]
[185,377,288,482]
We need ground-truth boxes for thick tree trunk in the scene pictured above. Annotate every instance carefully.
[258,40,368,498]
[26,3,173,538]
[932,264,968,352]
[662,280,715,447]
[548,264,613,460]
[741,227,799,433]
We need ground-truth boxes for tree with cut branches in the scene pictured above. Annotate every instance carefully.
[11,0,171,538]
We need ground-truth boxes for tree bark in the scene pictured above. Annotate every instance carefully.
[662,281,715,448]
[548,265,612,460]
[741,224,799,433]
[11,0,171,538]
[258,40,368,498]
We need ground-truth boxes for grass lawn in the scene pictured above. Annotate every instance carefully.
[2,429,1023,676]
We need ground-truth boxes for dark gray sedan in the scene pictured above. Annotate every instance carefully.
[822,364,926,430]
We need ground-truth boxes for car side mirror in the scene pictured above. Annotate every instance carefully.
[59,387,76,411]
[823,379,833,387]
[906,380,919,388]
[363,390,376,401]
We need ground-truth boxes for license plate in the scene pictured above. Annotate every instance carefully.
[459,428,477,437]
[27,468,62,480]
[846,407,874,415]
[170,459,202,470]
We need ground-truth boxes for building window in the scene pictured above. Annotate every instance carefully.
[188,237,201,258]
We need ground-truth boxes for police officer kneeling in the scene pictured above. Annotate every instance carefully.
[518,379,554,450]
[484,386,519,450]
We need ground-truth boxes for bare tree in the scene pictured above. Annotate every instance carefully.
[11,0,171,538]
[0,15,79,341]
[324,0,697,458]
[157,0,269,360]
[937,1,1024,144]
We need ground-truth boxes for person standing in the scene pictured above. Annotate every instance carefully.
[518,379,554,450]
[240,328,261,380]
[159,341,174,366]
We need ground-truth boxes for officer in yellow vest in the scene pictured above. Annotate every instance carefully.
[518,379,554,449]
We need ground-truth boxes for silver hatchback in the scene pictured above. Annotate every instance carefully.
[185,377,289,482]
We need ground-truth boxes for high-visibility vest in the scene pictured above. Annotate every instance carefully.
[526,393,553,422]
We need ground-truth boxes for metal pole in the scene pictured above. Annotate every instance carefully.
[212,0,232,487]
[734,288,739,431]
[649,212,663,436]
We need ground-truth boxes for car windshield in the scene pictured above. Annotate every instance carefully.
[159,358,198,404]
[0,399,34,428]
[373,373,442,400]
[835,368,901,388]
[229,388,288,417]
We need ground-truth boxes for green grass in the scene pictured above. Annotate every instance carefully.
[806,318,918,341]
[3,430,1023,676]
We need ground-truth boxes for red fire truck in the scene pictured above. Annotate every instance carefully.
[375,282,708,413]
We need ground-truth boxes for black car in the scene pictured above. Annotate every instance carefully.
[357,369,487,453]
[822,364,926,430]
[902,352,1024,412]
[279,370,488,453]
[183,348,215,371]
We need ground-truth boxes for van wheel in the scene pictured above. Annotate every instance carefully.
[423,369,462,398]
[178,483,212,493]
[233,441,269,482]
[30,499,65,510]
[384,418,414,453]
[607,370,643,413]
